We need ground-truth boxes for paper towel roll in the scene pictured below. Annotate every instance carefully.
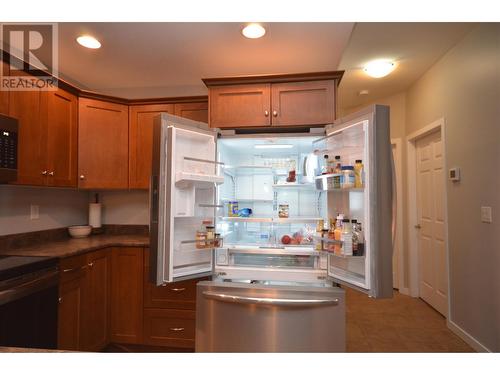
[89,203,102,228]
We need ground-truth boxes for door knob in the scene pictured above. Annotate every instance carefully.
[264,110,269,117]
[414,224,422,229]
[41,170,47,176]
[79,175,85,180]
[272,110,278,117]
[48,171,54,176]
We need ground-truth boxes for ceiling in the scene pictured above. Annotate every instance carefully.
[338,22,475,109]
[14,22,475,110]
[55,22,354,98]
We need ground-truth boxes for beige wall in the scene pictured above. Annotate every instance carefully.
[98,191,149,225]
[0,186,88,235]
[405,23,499,352]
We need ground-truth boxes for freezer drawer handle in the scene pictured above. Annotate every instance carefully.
[202,291,339,307]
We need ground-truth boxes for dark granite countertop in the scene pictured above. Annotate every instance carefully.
[0,234,150,259]
[0,346,70,353]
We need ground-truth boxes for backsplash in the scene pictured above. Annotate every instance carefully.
[97,190,149,225]
[0,185,89,236]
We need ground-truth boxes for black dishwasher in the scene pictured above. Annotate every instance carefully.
[0,256,59,349]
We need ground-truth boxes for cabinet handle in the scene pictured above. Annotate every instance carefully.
[171,287,186,292]
[48,171,54,176]
[42,170,47,176]
[272,110,278,117]
[87,262,94,269]
[79,175,85,180]
[169,327,185,332]
[62,264,88,273]
[264,110,269,117]
[58,297,62,304]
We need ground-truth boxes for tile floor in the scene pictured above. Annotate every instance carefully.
[346,288,474,352]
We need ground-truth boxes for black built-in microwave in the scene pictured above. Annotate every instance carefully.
[0,113,18,183]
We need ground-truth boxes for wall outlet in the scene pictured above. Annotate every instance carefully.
[481,206,492,223]
[30,204,39,220]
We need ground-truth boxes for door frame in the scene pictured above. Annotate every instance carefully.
[390,138,407,294]
[406,118,450,316]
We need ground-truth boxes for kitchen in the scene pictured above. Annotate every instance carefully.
[1,3,499,373]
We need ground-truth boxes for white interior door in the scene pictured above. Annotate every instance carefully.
[415,130,448,316]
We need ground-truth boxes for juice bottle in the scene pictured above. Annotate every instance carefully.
[341,219,353,256]
[334,214,343,254]
[354,159,364,188]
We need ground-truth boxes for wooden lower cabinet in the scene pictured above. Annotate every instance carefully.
[110,247,144,344]
[57,250,111,351]
[143,308,195,348]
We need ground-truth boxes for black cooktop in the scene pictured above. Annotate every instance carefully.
[0,255,58,282]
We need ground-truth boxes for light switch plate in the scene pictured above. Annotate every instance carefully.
[30,204,39,220]
[449,167,460,182]
[481,206,492,223]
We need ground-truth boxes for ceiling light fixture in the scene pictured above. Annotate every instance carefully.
[254,144,293,149]
[363,60,395,78]
[76,35,101,49]
[242,23,266,39]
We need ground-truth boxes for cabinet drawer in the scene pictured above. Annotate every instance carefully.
[144,278,198,310]
[59,254,87,283]
[143,308,195,348]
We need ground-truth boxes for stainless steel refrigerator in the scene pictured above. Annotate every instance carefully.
[149,105,393,352]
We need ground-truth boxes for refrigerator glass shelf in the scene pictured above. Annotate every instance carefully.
[218,216,322,223]
[220,198,274,203]
[272,183,315,189]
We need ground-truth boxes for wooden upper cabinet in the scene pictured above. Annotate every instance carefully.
[208,84,271,128]
[174,101,208,123]
[8,73,45,185]
[0,60,8,115]
[129,104,173,189]
[78,98,129,189]
[271,80,336,126]
[204,71,342,128]
[45,89,78,187]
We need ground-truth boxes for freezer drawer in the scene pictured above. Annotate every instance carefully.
[195,281,345,352]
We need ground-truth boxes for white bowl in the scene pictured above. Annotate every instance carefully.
[68,225,92,238]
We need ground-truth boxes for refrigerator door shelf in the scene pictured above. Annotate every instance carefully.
[175,171,224,189]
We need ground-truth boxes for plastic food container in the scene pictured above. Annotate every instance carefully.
[228,201,239,217]
[278,204,289,218]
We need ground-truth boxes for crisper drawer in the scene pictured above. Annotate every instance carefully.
[143,308,195,348]
[196,281,345,352]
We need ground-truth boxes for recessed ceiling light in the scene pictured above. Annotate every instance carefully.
[363,60,396,78]
[242,23,266,39]
[358,90,369,96]
[254,144,293,149]
[76,35,101,49]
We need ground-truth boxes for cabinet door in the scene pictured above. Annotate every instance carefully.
[110,247,144,344]
[58,277,84,350]
[45,89,78,187]
[271,80,335,127]
[8,73,46,185]
[0,60,8,115]
[80,249,111,352]
[129,104,174,189]
[209,84,271,128]
[174,102,208,124]
[78,98,129,189]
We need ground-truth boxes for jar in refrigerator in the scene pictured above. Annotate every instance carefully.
[228,201,239,217]
[321,229,329,251]
[354,160,364,188]
[334,155,342,174]
[214,233,222,248]
[321,155,329,174]
[316,219,325,233]
[341,219,353,256]
[278,203,289,218]
[195,231,207,249]
[326,155,336,174]
[341,166,355,188]
[206,225,215,247]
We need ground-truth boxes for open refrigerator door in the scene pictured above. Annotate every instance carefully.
[150,113,222,285]
[313,105,393,298]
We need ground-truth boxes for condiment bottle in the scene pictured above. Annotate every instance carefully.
[341,218,353,256]
[354,160,364,188]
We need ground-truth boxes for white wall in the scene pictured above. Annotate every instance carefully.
[0,185,89,235]
[97,190,149,225]
[405,24,500,352]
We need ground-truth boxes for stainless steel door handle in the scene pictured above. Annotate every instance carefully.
[202,291,339,307]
